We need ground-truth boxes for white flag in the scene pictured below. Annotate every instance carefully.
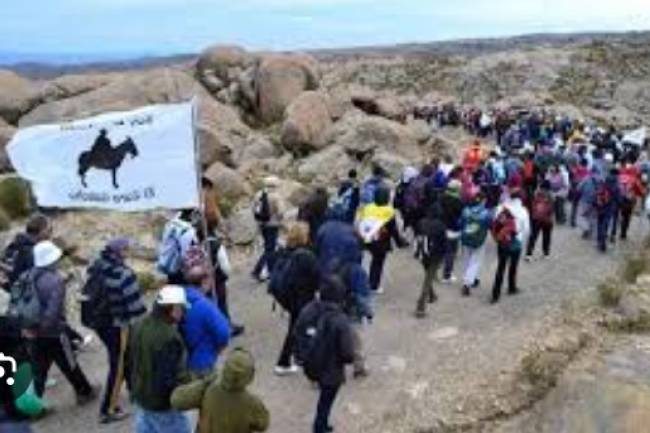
[7,102,199,212]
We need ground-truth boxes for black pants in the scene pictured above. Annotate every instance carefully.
[554,197,566,225]
[526,221,552,257]
[570,195,580,227]
[369,250,387,292]
[492,246,521,301]
[314,384,340,433]
[612,200,634,240]
[253,226,279,278]
[277,312,296,367]
[30,333,92,398]
[96,327,130,416]
[214,279,230,320]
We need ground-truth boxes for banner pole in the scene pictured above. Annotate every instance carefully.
[191,97,217,300]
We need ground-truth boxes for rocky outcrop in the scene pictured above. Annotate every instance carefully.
[0,70,38,124]
[0,120,16,172]
[197,45,254,89]
[225,207,257,245]
[281,91,332,154]
[204,161,251,202]
[255,54,320,124]
[297,145,355,185]
[38,73,117,103]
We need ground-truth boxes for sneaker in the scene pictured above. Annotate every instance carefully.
[274,365,299,376]
[508,288,520,296]
[461,285,470,297]
[353,366,369,379]
[45,378,58,389]
[441,276,457,284]
[77,386,99,406]
[374,287,385,295]
[524,255,533,262]
[100,409,130,425]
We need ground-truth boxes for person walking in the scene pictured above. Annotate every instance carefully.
[595,169,622,253]
[440,180,465,284]
[271,222,320,376]
[459,193,493,296]
[491,190,530,304]
[170,348,270,433]
[251,177,283,283]
[525,181,555,260]
[569,159,590,227]
[131,285,192,433]
[294,276,355,433]
[336,169,361,224]
[157,210,199,285]
[85,238,147,424]
[24,241,97,403]
[415,202,447,317]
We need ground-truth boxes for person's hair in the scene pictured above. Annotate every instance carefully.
[372,164,385,178]
[286,222,310,249]
[430,157,441,168]
[348,169,358,179]
[540,180,552,190]
[374,186,391,206]
[26,214,50,237]
[443,154,453,164]
[510,189,523,200]
[580,158,589,167]
[153,303,177,323]
[201,176,214,189]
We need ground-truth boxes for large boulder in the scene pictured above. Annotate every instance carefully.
[204,161,251,203]
[281,91,332,155]
[0,70,38,124]
[196,45,255,94]
[297,145,355,185]
[38,73,117,103]
[255,54,320,124]
[20,68,201,127]
[225,207,257,246]
[328,110,422,162]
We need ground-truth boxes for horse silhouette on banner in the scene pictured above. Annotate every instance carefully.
[78,130,139,189]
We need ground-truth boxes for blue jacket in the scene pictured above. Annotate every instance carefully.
[181,287,231,373]
[316,221,363,269]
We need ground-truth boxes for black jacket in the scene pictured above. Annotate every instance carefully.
[440,192,464,232]
[294,300,355,387]
[283,247,320,315]
[2,233,35,293]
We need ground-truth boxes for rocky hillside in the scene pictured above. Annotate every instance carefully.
[0,31,649,251]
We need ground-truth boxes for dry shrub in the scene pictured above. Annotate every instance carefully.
[0,177,32,219]
[598,277,625,307]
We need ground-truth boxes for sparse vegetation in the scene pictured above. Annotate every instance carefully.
[137,271,159,293]
[598,277,625,307]
[0,177,32,220]
[620,253,648,284]
[217,195,237,219]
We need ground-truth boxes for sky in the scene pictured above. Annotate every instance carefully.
[2,0,650,59]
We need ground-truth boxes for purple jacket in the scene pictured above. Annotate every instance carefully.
[34,268,67,337]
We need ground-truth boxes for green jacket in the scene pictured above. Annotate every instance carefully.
[131,310,190,411]
[171,348,269,433]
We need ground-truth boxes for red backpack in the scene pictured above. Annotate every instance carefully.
[491,208,517,246]
[595,182,612,210]
[531,192,554,225]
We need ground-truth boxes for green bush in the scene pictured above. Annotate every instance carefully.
[598,278,625,307]
[138,271,159,293]
[0,177,32,219]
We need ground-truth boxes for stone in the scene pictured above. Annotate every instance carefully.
[0,70,38,124]
[0,121,16,172]
[204,161,251,202]
[297,145,355,185]
[281,91,332,154]
[255,54,320,124]
[225,207,258,246]
[197,45,254,85]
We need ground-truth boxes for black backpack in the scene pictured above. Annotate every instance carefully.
[294,306,336,382]
[253,191,271,223]
[80,267,112,329]
[268,249,298,311]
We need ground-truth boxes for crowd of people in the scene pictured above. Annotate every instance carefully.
[1,108,650,433]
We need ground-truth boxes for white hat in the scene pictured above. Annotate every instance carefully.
[156,285,189,307]
[33,241,63,268]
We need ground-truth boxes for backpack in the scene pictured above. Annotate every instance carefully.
[461,208,488,249]
[157,222,189,276]
[294,307,336,382]
[595,182,612,210]
[404,177,428,216]
[267,249,297,311]
[253,191,271,223]
[417,218,447,261]
[523,160,535,181]
[360,179,379,206]
[8,269,45,329]
[531,192,554,225]
[491,208,517,246]
[80,267,112,330]
[329,188,354,221]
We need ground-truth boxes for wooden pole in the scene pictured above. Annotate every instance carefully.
[190,97,217,300]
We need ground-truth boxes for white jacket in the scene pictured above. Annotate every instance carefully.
[496,198,530,244]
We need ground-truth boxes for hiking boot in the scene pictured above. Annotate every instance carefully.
[325,425,334,432]
[100,409,130,425]
[353,366,369,379]
[231,324,245,338]
[508,288,520,296]
[490,297,500,305]
[274,365,299,376]
[461,285,470,297]
[77,386,99,406]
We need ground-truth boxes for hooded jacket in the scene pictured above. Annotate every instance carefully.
[181,287,231,374]
[171,349,270,433]
[33,267,66,336]
[2,233,35,292]
[495,198,530,246]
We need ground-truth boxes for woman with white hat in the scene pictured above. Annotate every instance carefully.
[27,240,97,404]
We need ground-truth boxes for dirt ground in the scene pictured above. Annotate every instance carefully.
[31,218,647,433]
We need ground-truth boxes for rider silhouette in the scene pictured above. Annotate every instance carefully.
[91,129,113,162]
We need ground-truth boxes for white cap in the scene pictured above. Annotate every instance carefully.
[33,241,63,268]
[156,285,189,307]
[604,153,614,163]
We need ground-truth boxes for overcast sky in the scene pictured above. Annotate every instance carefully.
[2,0,649,56]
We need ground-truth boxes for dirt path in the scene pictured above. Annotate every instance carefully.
[33,218,647,433]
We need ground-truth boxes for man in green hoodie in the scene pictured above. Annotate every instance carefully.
[170,348,269,433]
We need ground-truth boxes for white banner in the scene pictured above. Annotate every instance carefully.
[7,102,199,211]
[623,127,647,147]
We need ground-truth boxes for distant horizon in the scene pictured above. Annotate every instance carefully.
[1,28,649,67]
[2,0,650,65]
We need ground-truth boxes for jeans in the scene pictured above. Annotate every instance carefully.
[597,212,614,252]
[314,385,340,433]
[277,313,296,367]
[443,237,460,279]
[492,245,521,301]
[0,423,32,433]
[554,197,566,225]
[570,196,580,227]
[462,245,485,288]
[30,332,92,398]
[418,256,443,314]
[96,326,130,416]
[526,221,552,257]
[369,250,387,292]
[252,226,279,278]
[135,407,191,433]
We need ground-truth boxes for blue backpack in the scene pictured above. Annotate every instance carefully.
[360,179,380,206]
[329,188,354,221]
[461,208,489,249]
